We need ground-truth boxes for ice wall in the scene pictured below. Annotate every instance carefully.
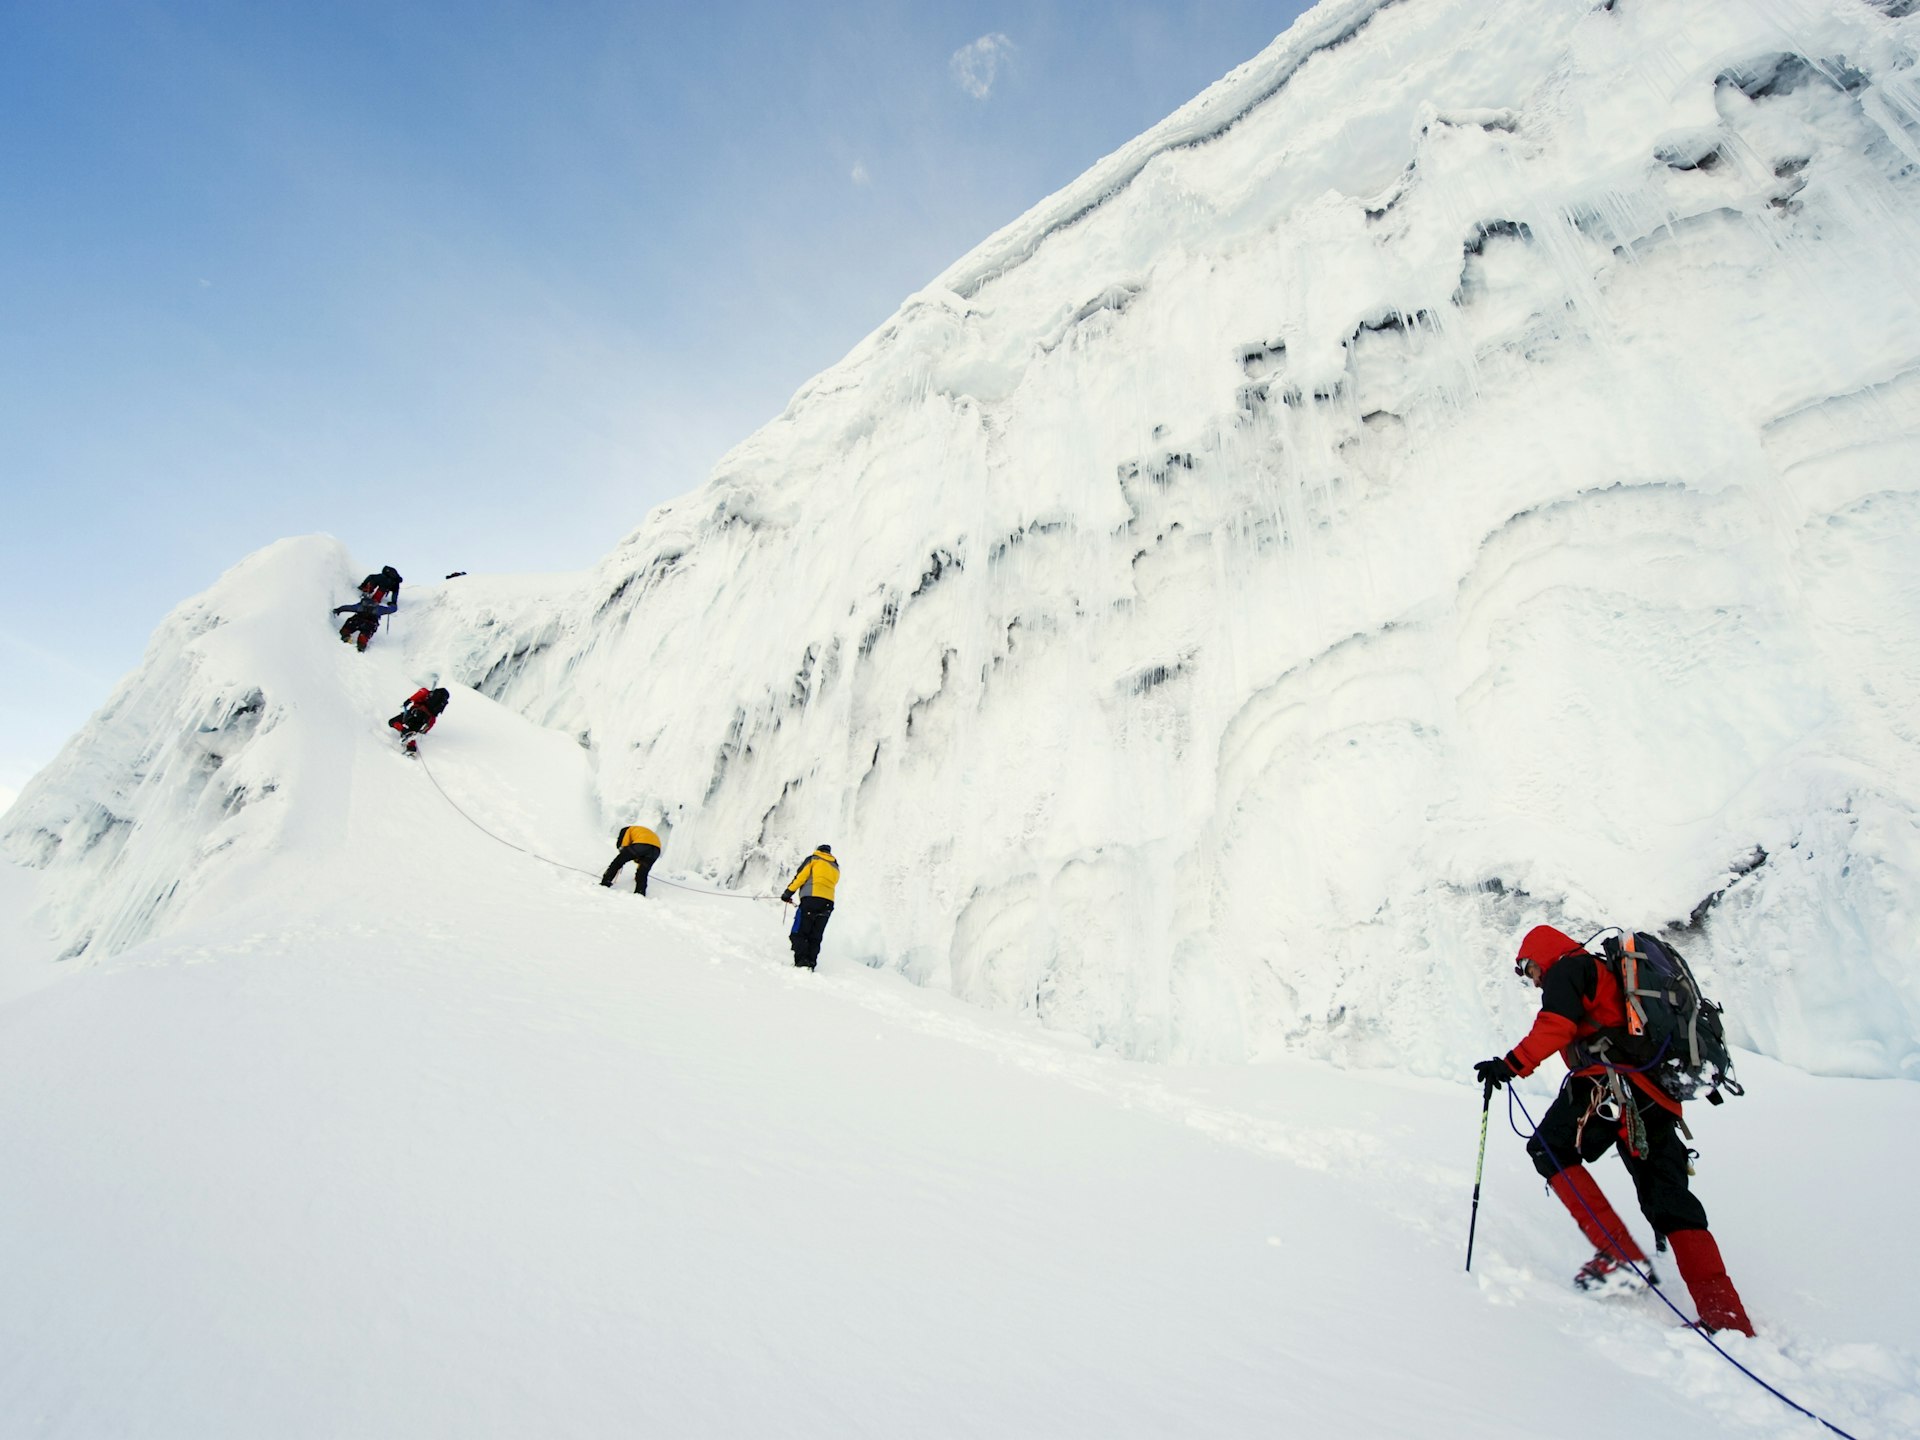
[412,0,1920,1077]
[0,538,365,958]
[11,0,1920,1083]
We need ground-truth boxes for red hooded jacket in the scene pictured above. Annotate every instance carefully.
[1504,924,1682,1115]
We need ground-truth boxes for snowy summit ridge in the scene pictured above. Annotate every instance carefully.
[10,0,1920,1081]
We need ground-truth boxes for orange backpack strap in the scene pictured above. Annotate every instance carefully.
[1620,933,1646,1037]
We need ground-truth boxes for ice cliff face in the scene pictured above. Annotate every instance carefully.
[1,539,365,959]
[12,0,1920,1079]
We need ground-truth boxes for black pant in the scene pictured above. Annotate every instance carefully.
[789,897,834,967]
[601,843,660,894]
[1527,1075,1708,1236]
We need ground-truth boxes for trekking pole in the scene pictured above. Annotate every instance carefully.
[1465,1078,1494,1272]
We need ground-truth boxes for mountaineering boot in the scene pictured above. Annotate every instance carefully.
[1668,1228,1755,1336]
[1573,1251,1652,1294]
[1549,1168,1649,1264]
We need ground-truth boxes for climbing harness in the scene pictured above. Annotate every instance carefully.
[1570,1066,1653,1164]
[415,751,778,904]
[1503,1085,1863,1440]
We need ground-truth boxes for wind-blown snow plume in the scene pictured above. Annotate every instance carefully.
[11,0,1920,1080]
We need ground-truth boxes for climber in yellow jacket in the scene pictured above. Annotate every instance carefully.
[781,844,839,969]
[601,824,662,895]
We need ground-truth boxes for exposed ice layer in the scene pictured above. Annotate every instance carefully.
[10,0,1920,1082]
[477,0,1912,1078]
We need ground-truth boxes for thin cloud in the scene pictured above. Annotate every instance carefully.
[950,33,1015,100]
[851,161,871,186]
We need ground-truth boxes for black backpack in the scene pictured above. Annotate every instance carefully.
[1588,931,1742,1105]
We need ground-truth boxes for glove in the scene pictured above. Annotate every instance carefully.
[780,891,794,905]
[1474,1056,1517,1088]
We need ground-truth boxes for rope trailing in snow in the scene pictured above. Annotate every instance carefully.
[414,750,599,878]
[1504,1088,1864,1440]
[651,873,783,903]
[414,750,778,903]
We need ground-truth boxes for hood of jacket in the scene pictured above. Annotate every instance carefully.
[1515,924,1584,974]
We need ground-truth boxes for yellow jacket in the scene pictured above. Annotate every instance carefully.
[617,825,661,850]
[783,849,839,901]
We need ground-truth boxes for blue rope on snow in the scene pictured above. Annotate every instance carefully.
[1503,1085,1864,1440]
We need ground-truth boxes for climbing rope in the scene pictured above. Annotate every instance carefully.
[652,872,782,904]
[414,749,777,903]
[1504,1086,1864,1440]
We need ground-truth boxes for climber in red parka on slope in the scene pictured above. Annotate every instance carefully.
[1474,924,1754,1336]
[387,687,450,754]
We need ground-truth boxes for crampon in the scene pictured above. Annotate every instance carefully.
[1574,1251,1655,1295]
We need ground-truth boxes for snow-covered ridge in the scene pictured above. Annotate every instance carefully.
[10,0,1920,1082]
[929,0,1406,302]
[1,538,363,958]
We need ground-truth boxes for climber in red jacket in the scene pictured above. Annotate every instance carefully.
[387,687,450,754]
[1474,924,1754,1336]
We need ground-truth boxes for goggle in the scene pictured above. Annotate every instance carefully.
[1513,957,1542,981]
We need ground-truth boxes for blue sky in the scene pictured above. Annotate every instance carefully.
[0,0,1312,799]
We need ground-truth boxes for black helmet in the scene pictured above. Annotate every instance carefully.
[816,843,832,854]
[430,687,450,705]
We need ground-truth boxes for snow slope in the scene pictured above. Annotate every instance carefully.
[4,1,1920,1426]
[368,0,1919,1078]
[0,578,1913,1434]
[9,3,1919,1080]
[0,538,363,961]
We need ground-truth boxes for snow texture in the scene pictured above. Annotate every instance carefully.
[2,594,1916,1436]
[7,0,1920,1088]
[388,0,1920,1079]
[4,3,1920,1428]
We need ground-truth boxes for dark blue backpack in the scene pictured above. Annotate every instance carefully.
[1594,931,1742,1104]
